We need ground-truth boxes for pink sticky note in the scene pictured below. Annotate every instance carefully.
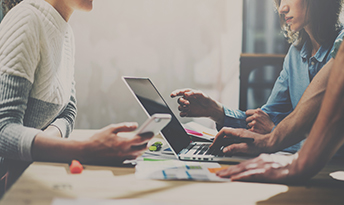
[185,128,203,136]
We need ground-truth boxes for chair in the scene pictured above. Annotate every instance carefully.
[239,53,285,111]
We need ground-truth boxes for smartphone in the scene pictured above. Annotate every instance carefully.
[136,113,172,136]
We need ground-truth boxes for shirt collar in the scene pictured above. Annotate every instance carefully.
[300,38,331,63]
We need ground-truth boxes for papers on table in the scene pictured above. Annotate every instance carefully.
[135,160,230,182]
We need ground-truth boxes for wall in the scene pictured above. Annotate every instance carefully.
[69,0,243,129]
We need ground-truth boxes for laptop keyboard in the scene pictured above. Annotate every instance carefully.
[184,143,227,157]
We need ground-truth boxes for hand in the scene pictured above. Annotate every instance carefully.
[246,108,275,134]
[210,127,274,156]
[170,88,224,123]
[216,153,300,183]
[81,123,154,165]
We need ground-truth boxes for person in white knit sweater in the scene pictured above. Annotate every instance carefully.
[0,0,155,193]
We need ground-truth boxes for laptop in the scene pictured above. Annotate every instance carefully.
[122,76,253,163]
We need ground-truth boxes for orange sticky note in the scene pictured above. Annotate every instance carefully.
[70,160,83,174]
[208,167,228,173]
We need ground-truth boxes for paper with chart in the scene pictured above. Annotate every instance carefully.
[135,160,230,181]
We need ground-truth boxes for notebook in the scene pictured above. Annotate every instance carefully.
[122,76,253,163]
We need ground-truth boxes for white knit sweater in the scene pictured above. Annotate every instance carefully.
[0,0,77,161]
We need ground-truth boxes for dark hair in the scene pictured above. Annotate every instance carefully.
[2,0,22,14]
[274,0,343,49]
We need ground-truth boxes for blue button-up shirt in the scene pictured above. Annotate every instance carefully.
[219,29,344,152]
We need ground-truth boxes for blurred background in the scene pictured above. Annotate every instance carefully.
[70,0,244,129]
[3,0,343,130]
[69,0,291,129]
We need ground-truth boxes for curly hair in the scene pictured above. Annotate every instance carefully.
[2,0,23,14]
[274,0,343,49]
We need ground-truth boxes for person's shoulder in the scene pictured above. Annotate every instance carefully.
[0,3,42,82]
[1,3,41,31]
[329,26,344,58]
[283,43,299,62]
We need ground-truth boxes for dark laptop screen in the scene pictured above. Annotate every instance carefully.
[123,77,191,154]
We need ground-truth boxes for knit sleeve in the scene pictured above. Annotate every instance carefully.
[51,81,77,138]
[0,7,42,161]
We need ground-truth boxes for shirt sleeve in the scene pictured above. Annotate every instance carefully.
[217,54,293,130]
[261,60,293,125]
[51,81,77,138]
[330,29,344,59]
[216,107,247,131]
[0,8,42,161]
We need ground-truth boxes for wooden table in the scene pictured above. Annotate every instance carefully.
[1,130,344,205]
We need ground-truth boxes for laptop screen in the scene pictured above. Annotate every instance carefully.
[123,77,191,154]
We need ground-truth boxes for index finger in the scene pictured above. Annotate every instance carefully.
[245,109,255,116]
[170,88,192,97]
[129,133,155,146]
[210,127,241,148]
[104,122,138,134]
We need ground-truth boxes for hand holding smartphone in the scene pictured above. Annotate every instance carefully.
[136,113,172,136]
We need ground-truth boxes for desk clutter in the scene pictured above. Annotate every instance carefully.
[133,123,229,182]
[135,160,229,181]
[2,129,344,205]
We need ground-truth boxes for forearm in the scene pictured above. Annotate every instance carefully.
[294,56,344,178]
[209,101,225,125]
[216,107,248,130]
[43,125,63,138]
[31,132,85,163]
[52,92,77,138]
[269,60,334,151]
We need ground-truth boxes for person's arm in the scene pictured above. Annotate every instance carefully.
[293,42,344,178]
[216,42,344,182]
[0,8,42,162]
[170,88,225,124]
[49,82,77,138]
[244,49,298,134]
[267,59,333,151]
[213,57,333,156]
[31,123,154,165]
[170,89,249,129]
[259,52,294,126]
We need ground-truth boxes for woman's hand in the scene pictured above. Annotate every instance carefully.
[216,153,301,183]
[81,123,154,164]
[246,108,275,134]
[210,127,275,156]
[170,88,224,124]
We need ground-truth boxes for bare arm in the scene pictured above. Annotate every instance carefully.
[216,42,344,182]
[31,123,154,165]
[216,58,334,155]
[294,44,344,178]
[269,59,334,151]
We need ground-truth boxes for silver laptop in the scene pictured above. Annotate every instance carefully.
[122,76,252,163]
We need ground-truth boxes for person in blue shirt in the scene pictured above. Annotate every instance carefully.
[214,36,344,183]
[171,0,344,153]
